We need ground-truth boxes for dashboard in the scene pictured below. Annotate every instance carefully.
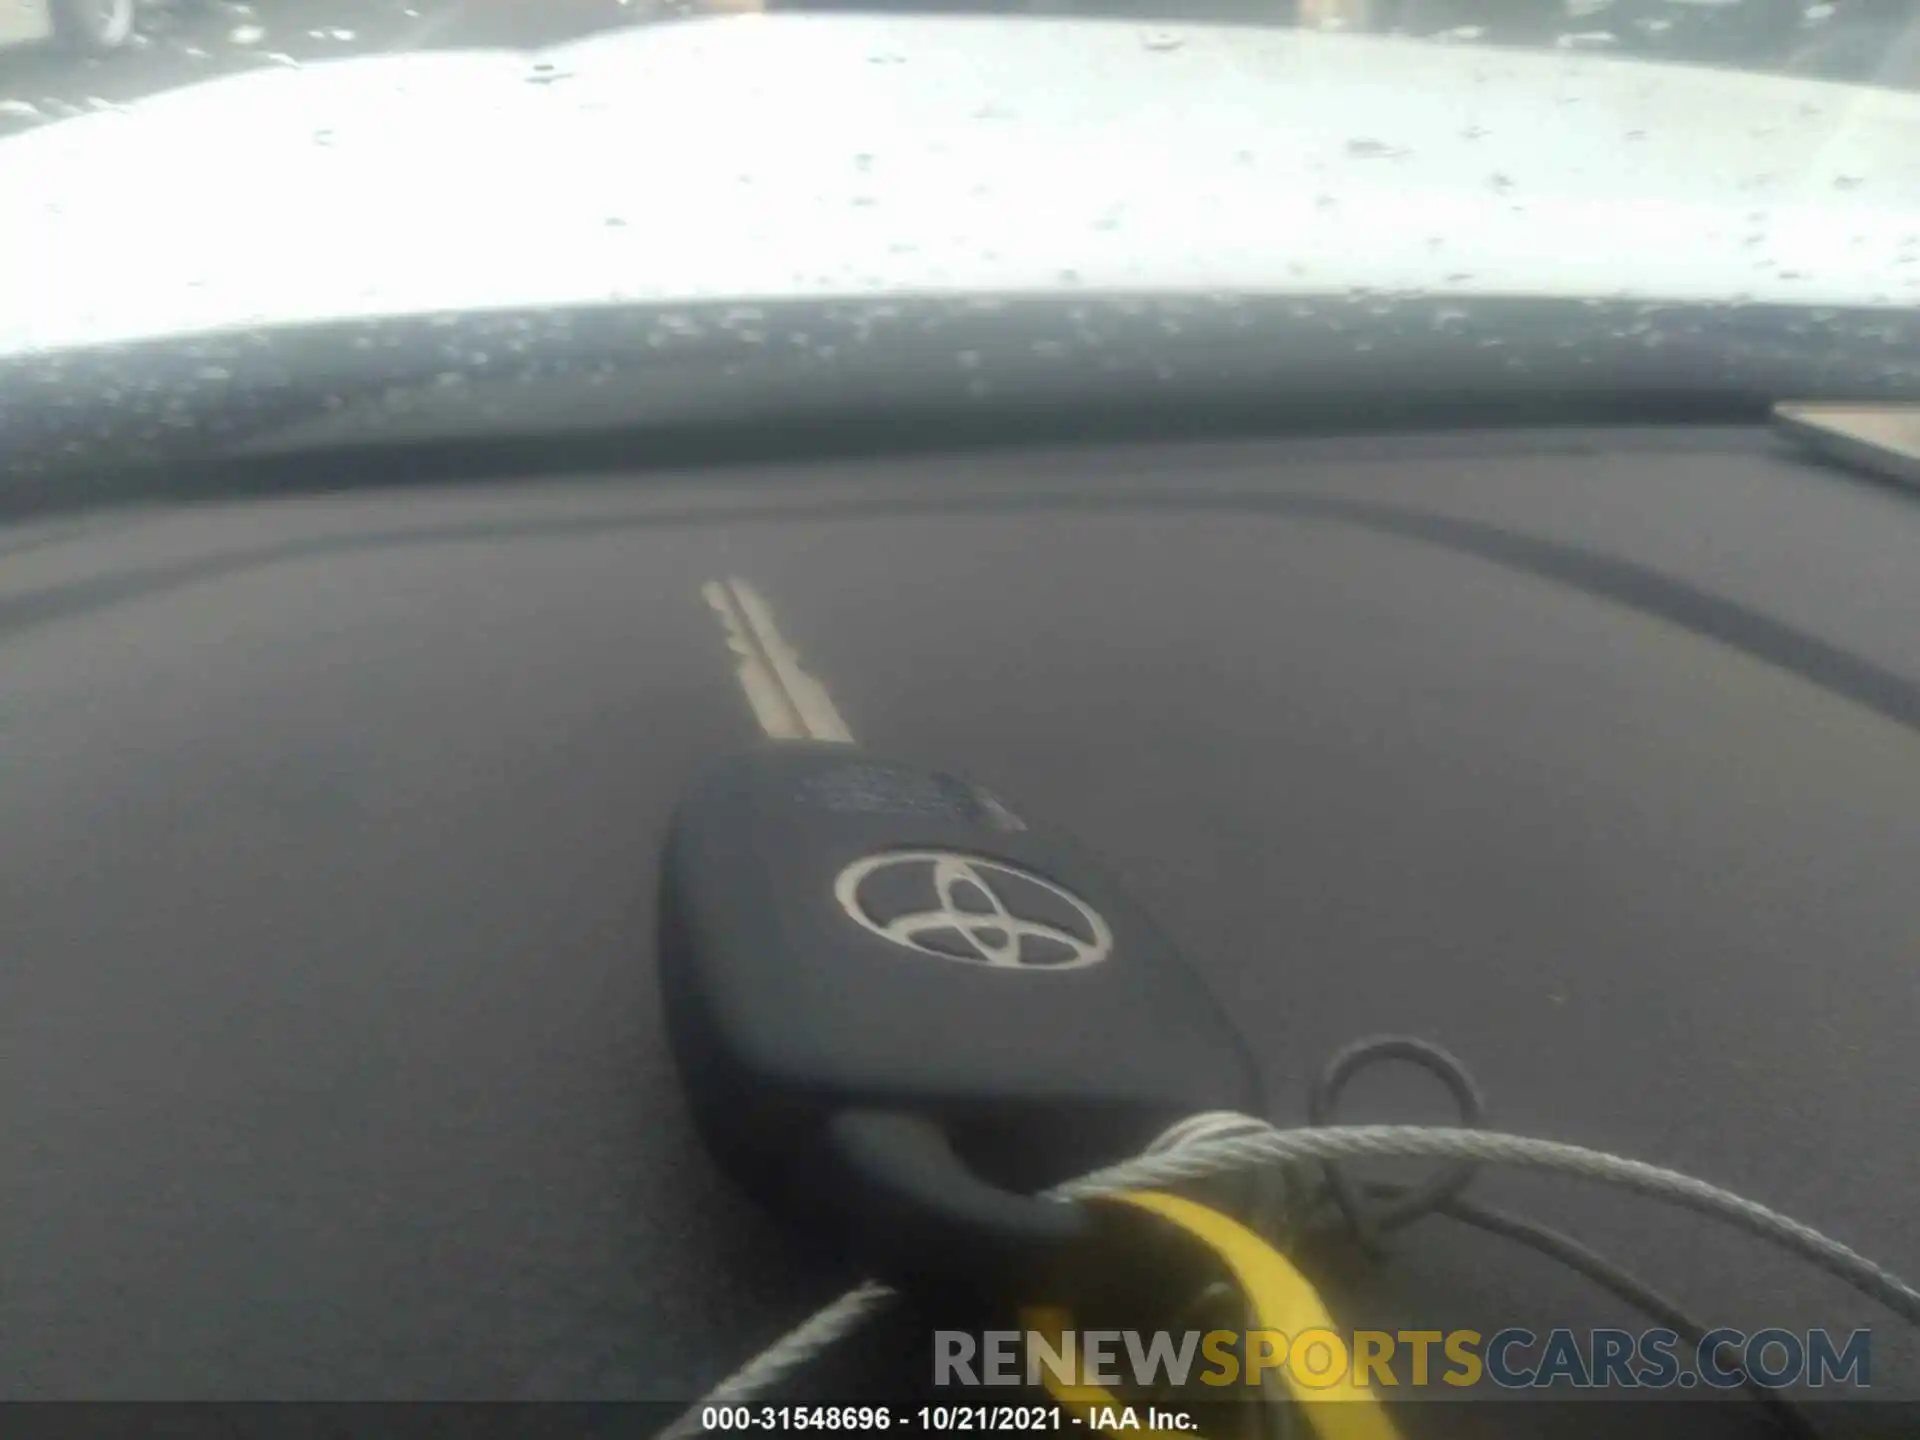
[1,424,1914,1431]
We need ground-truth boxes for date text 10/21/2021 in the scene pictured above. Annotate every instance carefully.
[698,1406,1185,1431]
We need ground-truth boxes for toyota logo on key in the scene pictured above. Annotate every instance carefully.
[833,851,1113,969]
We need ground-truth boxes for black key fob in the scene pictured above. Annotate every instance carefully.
[658,743,1263,1298]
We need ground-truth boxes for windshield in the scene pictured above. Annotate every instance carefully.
[3,0,1919,480]
[5,1,1917,130]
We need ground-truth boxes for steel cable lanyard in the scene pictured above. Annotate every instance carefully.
[657,745,1919,1440]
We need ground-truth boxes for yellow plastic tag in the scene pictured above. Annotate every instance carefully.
[1020,1190,1401,1440]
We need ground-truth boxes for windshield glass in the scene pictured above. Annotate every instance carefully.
[3,1,1919,480]
[6,2,1917,131]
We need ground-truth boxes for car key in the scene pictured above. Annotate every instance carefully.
[657,741,1264,1299]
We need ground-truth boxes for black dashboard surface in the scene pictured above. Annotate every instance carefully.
[2,427,1914,1432]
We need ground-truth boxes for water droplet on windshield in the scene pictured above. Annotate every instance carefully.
[1142,31,1185,52]
[1057,268,1082,285]
[1489,173,1515,194]
[230,23,265,45]
[1834,175,1864,190]
[1460,124,1488,140]
[313,128,334,146]
[1345,138,1404,159]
